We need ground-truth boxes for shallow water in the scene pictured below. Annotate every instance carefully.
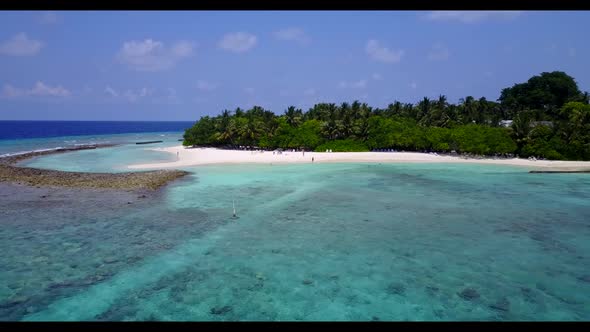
[1,146,590,321]
[16,133,181,173]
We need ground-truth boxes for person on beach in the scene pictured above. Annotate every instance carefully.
[177,151,179,161]
[312,157,314,163]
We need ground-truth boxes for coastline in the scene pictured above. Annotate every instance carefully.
[0,144,190,190]
[128,146,590,172]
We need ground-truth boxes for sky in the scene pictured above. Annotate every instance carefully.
[0,10,589,121]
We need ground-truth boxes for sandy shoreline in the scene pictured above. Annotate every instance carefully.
[128,146,590,171]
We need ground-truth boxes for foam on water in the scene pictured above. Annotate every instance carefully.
[1,158,590,321]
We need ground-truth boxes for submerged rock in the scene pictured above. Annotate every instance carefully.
[489,297,510,312]
[425,285,439,295]
[0,145,190,190]
[103,257,120,264]
[47,281,75,290]
[386,282,406,295]
[302,279,313,285]
[210,305,232,315]
[577,275,590,283]
[0,296,29,309]
[458,287,480,301]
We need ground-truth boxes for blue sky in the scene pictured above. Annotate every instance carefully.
[0,10,588,121]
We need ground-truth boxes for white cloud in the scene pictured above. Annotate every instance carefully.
[127,88,153,102]
[568,47,576,57]
[244,87,255,94]
[410,82,418,89]
[104,86,155,102]
[171,41,194,57]
[425,11,522,23]
[104,86,118,97]
[428,43,450,61]
[339,79,367,89]
[30,81,70,97]
[117,39,194,71]
[366,39,404,63]
[1,81,70,98]
[372,73,382,80]
[218,32,257,53]
[273,28,310,45]
[303,88,317,96]
[39,11,60,24]
[0,33,43,56]
[196,80,218,92]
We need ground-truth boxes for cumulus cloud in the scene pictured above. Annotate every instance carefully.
[1,81,70,98]
[0,33,43,56]
[39,11,61,24]
[428,43,450,61]
[218,32,257,53]
[104,86,119,97]
[273,28,311,45]
[104,86,154,102]
[196,80,218,92]
[117,39,194,71]
[366,40,404,63]
[30,81,71,97]
[339,79,367,89]
[425,11,522,23]
[131,88,151,101]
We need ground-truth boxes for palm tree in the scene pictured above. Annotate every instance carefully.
[417,97,431,121]
[284,106,303,127]
[511,111,533,150]
[436,95,448,111]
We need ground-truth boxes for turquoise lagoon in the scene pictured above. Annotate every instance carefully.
[1,142,590,321]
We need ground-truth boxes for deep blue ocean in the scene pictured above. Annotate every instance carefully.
[0,121,194,140]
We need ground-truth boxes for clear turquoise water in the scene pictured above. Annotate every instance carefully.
[1,142,590,321]
[9,132,182,173]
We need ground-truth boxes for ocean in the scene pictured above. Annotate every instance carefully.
[0,120,193,157]
[0,121,194,140]
[0,122,589,321]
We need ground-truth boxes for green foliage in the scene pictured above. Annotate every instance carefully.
[499,71,583,119]
[314,139,369,152]
[181,71,590,160]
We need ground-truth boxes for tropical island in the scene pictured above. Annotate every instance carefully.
[182,71,590,161]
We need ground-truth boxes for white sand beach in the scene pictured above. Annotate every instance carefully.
[128,146,590,171]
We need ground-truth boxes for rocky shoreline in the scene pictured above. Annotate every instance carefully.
[0,144,190,190]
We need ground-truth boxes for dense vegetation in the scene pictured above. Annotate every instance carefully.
[184,71,590,160]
